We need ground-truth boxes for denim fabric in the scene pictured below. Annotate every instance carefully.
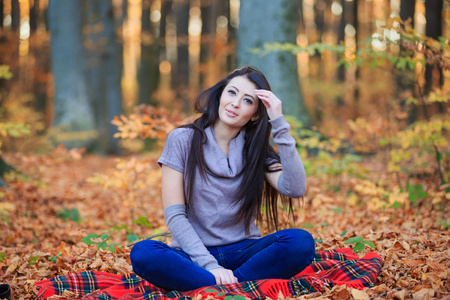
[130,228,315,291]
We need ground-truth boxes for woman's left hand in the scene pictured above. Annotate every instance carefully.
[254,89,283,120]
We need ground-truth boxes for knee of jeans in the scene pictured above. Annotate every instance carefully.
[281,229,316,260]
[130,240,160,269]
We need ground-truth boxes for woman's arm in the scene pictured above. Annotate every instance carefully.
[161,165,238,284]
[264,116,306,197]
[254,90,306,197]
[161,164,186,208]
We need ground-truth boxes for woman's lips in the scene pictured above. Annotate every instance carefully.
[226,109,238,117]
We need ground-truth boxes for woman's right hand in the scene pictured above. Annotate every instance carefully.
[210,267,238,285]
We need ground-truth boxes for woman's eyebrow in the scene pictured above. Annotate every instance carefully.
[230,86,255,99]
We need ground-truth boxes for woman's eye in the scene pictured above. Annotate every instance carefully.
[244,98,253,104]
[228,90,236,95]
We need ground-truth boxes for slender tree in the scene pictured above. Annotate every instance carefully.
[199,0,218,87]
[138,0,159,105]
[398,0,417,123]
[101,0,122,154]
[11,0,19,31]
[82,0,122,154]
[400,0,416,26]
[237,0,311,126]
[0,0,4,30]
[424,0,444,94]
[48,0,95,149]
[172,0,190,112]
[337,0,347,82]
[226,0,235,71]
[30,0,38,32]
[159,0,170,61]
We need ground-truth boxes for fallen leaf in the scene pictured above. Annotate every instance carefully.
[351,288,370,300]
[412,288,434,300]
[393,289,407,300]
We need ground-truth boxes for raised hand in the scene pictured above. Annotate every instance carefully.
[209,267,238,285]
[254,89,283,120]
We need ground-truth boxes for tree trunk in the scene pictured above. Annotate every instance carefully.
[337,0,359,117]
[48,0,95,149]
[11,0,20,32]
[237,0,311,126]
[30,0,38,32]
[173,0,190,112]
[226,0,235,71]
[399,0,417,123]
[312,0,326,79]
[101,0,122,154]
[400,0,416,26]
[82,0,102,123]
[424,0,443,94]
[31,0,50,118]
[337,0,347,82]
[199,0,218,87]
[82,0,122,154]
[0,0,4,30]
[159,0,170,61]
[138,0,159,105]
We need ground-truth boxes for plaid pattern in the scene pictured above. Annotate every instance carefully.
[36,248,382,300]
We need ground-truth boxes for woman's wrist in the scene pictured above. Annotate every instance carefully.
[268,114,288,131]
[269,115,295,146]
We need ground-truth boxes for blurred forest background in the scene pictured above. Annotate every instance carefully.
[0,0,448,155]
[0,1,449,297]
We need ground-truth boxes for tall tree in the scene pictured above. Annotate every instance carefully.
[100,0,122,154]
[30,0,38,32]
[337,0,347,82]
[48,0,95,149]
[398,0,417,123]
[400,0,416,26]
[11,0,19,31]
[159,0,170,61]
[0,0,4,30]
[337,0,359,118]
[237,0,311,126]
[199,0,218,87]
[424,0,443,94]
[225,0,236,71]
[82,0,122,154]
[172,0,190,112]
[138,0,159,105]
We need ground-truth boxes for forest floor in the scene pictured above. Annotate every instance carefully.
[0,152,448,299]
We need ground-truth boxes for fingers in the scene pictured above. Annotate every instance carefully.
[254,89,282,120]
[210,268,238,285]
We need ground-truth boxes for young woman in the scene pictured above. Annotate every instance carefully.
[130,66,315,291]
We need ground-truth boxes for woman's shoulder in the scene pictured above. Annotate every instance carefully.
[168,126,194,138]
[166,126,195,144]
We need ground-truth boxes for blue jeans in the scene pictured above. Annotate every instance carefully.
[130,228,315,291]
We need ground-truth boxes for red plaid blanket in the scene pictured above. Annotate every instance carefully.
[36,248,382,299]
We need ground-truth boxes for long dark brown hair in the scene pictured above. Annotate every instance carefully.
[181,66,293,233]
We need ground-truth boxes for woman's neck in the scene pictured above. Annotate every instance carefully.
[212,121,241,153]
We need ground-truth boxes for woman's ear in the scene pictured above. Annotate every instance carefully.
[251,115,259,122]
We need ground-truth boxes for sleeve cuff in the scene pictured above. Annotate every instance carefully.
[269,115,290,132]
[204,262,222,271]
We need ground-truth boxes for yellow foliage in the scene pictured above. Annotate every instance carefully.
[112,105,184,142]
[353,178,409,210]
[388,117,449,178]
[0,65,12,79]
[86,156,160,208]
[0,75,46,152]
[347,117,384,153]
[348,193,358,206]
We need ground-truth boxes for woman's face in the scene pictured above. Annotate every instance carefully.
[216,76,259,130]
